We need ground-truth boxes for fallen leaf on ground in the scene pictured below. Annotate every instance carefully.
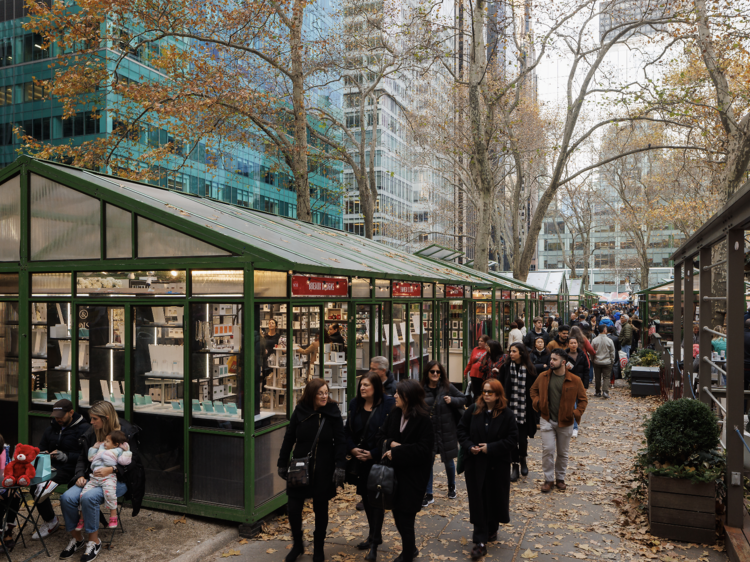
[222,550,241,557]
[239,539,249,545]
[521,549,538,559]
[266,548,278,554]
[174,516,187,525]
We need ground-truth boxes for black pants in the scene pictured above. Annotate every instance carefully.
[471,479,501,544]
[511,423,528,463]
[470,378,484,402]
[362,494,383,545]
[392,510,418,562]
[35,468,72,523]
[287,496,329,543]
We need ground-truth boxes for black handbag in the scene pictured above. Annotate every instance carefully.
[367,443,396,510]
[346,405,377,483]
[287,417,325,488]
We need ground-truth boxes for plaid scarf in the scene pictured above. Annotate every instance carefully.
[509,362,526,425]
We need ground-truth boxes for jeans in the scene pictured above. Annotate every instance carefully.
[622,345,631,359]
[540,418,574,483]
[573,401,578,430]
[60,481,127,535]
[426,456,455,495]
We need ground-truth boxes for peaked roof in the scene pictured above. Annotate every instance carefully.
[499,270,566,294]
[9,157,492,285]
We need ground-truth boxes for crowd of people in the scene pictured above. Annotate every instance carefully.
[274,302,639,562]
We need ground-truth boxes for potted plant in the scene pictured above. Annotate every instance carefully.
[642,399,724,544]
[626,349,663,396]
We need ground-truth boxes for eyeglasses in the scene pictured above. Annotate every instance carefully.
[316,392,329,397]
[482,390,495,395]
[429,369,441,374]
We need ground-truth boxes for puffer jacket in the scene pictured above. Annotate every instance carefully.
[423,383,467,462]
[620,323,633,346]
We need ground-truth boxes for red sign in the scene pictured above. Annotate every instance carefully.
[446,285,464,298]
[501,290,511,300]
[292,275,348,297]
[392,281,421,297]
[530,292,536,299]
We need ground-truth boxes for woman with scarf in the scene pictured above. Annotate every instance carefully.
[497,343,538,482]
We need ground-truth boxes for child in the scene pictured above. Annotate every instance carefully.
[78,430,132,529]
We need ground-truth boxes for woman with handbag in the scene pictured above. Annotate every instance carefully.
[277,379,346,562]
[376,380,433,562]
[420,361,466,506]
[497,343,538,483]
[457,378,518,560]
[345,372,395,561]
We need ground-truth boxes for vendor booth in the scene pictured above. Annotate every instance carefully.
[0,157,538,524]
[500,270,568,322]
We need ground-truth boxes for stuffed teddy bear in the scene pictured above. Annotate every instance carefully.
[2,444,39,487]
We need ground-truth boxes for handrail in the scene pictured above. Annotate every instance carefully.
[734,428,750,456]
[701,326,725,338]
[702,386,726,414]
[702,259,727,271]
[701,356,727,376]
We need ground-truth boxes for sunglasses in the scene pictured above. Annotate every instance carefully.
[429,369,441,374]
[483,390,496,395]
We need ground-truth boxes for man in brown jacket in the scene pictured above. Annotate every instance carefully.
[530,349,588,493]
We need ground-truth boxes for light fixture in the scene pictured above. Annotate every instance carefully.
[170,270,178,277]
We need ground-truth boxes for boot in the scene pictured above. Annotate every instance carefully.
[365,544,378,561]
[286,538,304,562]
[520,458,528,477]
[313,531,326,562]
[510,463,520,482]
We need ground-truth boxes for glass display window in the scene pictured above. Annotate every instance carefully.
[355,305,372,379]
[77,271,186,296]
[190,303,243,430]
[447,301,463,383]
[352,278,371,298]
[0,302,19,401]
[254,271,287,298]
[0,273,19,296]
[409,303,424,378]
[293,305,321,386]
[422,302,434,364]
[256,303,289,427]
[473,301,492,343]
[392,304,407,381]
[191,270,244,296]
[77,305,125,411]
[30,302,73,409]
[32,273,71,296]
[323,302,348,413]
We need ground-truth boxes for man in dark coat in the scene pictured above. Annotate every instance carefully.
[370,356,397,396]
[32,399,90,540]
[522,317,549,349]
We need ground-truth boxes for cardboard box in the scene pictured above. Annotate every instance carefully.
[149,388,162,402]
[212,385,225,399]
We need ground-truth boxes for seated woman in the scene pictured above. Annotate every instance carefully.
[58,401,139,562]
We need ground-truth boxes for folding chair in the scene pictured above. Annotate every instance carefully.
[98,498,126,549]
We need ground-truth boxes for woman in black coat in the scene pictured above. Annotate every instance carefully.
[529,337,550,374]
[278,379,346,562]
[565,338,589,388]
[457,378,518,560]
[421,361,466,505]
[376,380,433,562]
[345,372,396,561]
[497,343,537,482]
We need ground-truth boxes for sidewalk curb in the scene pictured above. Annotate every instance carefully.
[168,527,239,562]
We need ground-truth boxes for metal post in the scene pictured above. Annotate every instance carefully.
[684,265,694,392]
[725,228,744,529]
[672,263,685,398]
[699,247,713,404]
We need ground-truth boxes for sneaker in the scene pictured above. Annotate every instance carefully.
[356,501,365,511]
[108,516,118,529]
[32,516,59,540]
[594,391,602,397]
[75,517,84,531]
[80,540,101,562]
[572,429,578,438]
[602,391,610,399]
[421,494,434,508]
[59,538,85,560]
[447,486,457,500]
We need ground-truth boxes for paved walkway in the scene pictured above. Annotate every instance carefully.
[210,382,729,562]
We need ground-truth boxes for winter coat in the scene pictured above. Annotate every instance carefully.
[565,349,590,388]
[382,372,398,396]
[457,405,518,526]
[478,354,507,381]
[497,361,538,437]
[523,329,549,350]
[464,347,488,380]
[39,412,90,483]
[423,383,467,462]
[507,329,523,347]
[530,369,588,428]
[620,323,633,346]
[74,419,145,516]
[546,335,569,353]
[592,333,616,365]
[608,333,621,356]
[530,349,551,375]
[345,395,396,496]
[278,401,346,501]
[375,408,433,513]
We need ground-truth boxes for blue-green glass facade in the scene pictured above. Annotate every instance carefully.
[0,10,343,228]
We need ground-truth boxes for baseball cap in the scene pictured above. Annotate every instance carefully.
[51,399,73,418]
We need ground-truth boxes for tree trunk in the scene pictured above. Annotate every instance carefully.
[475,188,493,272]
[290,1,311,222]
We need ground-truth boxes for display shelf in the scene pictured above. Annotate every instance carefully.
[193,350,241,355]
[143,372,184,380]
[93,345,125,350]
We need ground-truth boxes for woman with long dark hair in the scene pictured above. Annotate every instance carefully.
[376,380,433,562]
[420,361,466,506]
[478,340,505,382]
[278,379,346,562]
[457,378,518,560]
[346,372,395,561]
[498,343,537,482]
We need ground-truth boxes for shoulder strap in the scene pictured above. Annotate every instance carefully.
[308,417,326,458]
[358,405,378,447]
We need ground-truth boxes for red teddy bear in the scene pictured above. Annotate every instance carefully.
[2,444,39,487]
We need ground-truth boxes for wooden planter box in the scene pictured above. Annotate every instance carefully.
[648,474,717,544]
[631,366,661,397]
